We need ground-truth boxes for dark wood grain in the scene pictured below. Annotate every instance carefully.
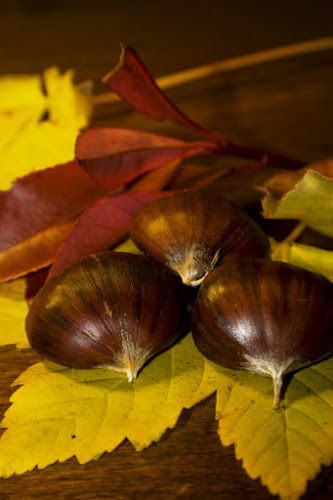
[0,1,332,499]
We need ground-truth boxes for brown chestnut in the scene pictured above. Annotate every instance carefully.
[129,190,269,287]
[26,252,187,381]
[191,259,333,408]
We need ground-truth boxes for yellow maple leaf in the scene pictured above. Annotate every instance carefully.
[0,334,204,473]
[189,356,333,500]
[0,332,332,500]
[0,67,92,190]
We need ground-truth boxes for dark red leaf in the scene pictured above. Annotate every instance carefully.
[76,127,218,190]
[167,162,232,191]
[103,45,303,169]
[0,221,75,282]
[0,161,110,282]
[48,191,169,278]
[103,45,217,139]
[0,160,108,252]
[130,158,182,192]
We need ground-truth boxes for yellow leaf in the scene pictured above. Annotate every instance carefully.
[189,357,333,500]
[44,66,92,129]
[0,334,204,476]
[0,332,332,500]
[0,68,92,190]
[261,170,333,237]
[0,74,46,154]
[0,74,44,111]
[0,279,29,348]
[113,238,143,255]
[271,240,333,282]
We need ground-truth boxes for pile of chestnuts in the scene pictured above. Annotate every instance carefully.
[26,190,333,408]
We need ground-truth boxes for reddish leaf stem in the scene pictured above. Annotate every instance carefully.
[216,139,304,168]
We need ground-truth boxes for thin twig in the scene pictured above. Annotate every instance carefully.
[269,221,307,264]
[93,37,333,106]
[284,221,307,244]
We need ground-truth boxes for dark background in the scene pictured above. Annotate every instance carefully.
[1,1,333,80]
[0,1,332,499]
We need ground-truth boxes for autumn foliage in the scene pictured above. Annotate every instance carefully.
[0,45,332,500]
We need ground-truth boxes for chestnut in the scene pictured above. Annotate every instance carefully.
[129,190,269,287]
[191,259,333,408]
[26,252,187,381]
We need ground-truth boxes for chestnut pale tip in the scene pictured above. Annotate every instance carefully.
[244,354,294,409]
[171,247,220,287]
[106,339,152,382]
[107,364,140,383]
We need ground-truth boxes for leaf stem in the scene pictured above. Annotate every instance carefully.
[284,221,307,244]
[218,140,303,168]
[270,221,307,261]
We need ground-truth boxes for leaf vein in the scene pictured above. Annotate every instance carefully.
[289,406,333,442]
[248,433,284,469]
[307,364,333,384]
[291,376,333,408]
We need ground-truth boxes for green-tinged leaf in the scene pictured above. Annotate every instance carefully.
[189,357,333,500]
[261,170,333,237]
[0,68,92,190]
[0,334,205,476]
[0,279,29,348]
[270,239,333,282]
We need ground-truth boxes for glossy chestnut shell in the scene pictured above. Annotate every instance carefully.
[191,258,333,408]
[129,190,269,286]
[26,251,187,381]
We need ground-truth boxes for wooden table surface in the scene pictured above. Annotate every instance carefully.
[0,1,333,499]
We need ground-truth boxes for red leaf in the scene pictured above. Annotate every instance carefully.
[103,45,216,139]
[130,158,182,192]
[0,221,75,282]
[76,127,218,190]
[103,45,303,169]
[0,160,108,252]
[48,191,168,278]
[0,161,109,282]
[169,165,231,190]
